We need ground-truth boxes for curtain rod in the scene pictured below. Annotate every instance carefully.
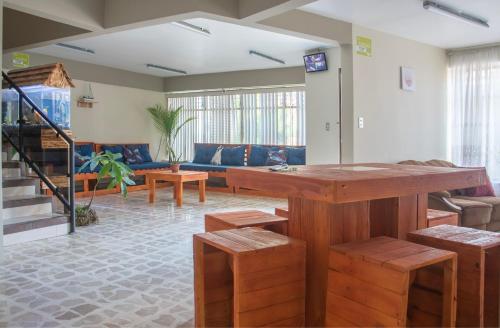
[165,84,305,96]
[447,42,500,55]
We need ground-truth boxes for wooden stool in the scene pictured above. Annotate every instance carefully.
[205,210,288,235]
[427,209,459,227]
[275,207,289,218]
[326,236,457,327]
[193,227,306,327]
[408,225,500,327]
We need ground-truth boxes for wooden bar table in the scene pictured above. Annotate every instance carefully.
[226,163,485,327]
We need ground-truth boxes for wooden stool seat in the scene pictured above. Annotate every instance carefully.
[205,210,288,235]
[194,227,306,327]
[408,225,500,327]
[427,209,459,227]
[275,207,289,218]
[327,236,457,327]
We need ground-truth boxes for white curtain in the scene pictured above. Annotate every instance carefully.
[168,88,306,161]
[448,47,500,180]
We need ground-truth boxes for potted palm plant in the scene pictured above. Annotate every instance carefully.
[76,151,135,226]
[146,105,195,173]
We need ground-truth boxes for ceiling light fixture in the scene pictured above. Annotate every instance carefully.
[146,64,187,75]
[171,21,211,36]
[249,50,285,65]
[55,43,95,54]
[423,1,489,28]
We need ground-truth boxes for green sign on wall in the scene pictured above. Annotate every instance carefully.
[12,52,30,68]
[356,36,372,57]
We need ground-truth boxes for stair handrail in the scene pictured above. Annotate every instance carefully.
[2,71,76,233]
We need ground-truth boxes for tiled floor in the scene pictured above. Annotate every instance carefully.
[0,189,286,328]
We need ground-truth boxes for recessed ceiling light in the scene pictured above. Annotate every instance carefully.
[146,64,187,75]
[423,1,489,28]
[249,50,285,65]
[55,43,95,55]
[171,21,211,37]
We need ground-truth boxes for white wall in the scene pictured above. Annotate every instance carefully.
[352,25,447,163]
[305,47,341,164]
[71,80,167,160]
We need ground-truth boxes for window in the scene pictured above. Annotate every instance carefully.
[167,87,306,161]
[448,47,500,181]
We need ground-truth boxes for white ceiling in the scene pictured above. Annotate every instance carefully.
[301,0,500,49]
[31,18,333,77]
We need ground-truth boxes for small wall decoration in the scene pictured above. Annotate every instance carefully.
[12,53,30,68]
[401,67,416,92]
[356,36,372,57]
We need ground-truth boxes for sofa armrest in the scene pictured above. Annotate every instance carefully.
[429,193,462,213]
[430,190,452,199]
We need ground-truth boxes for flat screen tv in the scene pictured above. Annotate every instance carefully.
[303,52,328,73]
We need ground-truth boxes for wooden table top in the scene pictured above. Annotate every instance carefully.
[226,163,486,204]
[146,170,208,181]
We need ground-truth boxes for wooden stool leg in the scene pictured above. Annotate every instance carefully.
[199,180,206,202]
[149,179,156,203]
[442,257,458,327]
[173,183,177,199]
[176,182,183,207]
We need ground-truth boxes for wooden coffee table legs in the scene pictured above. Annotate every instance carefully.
[149,179,207,207]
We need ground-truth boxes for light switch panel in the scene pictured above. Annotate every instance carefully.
[358,117,364,129]
[325,122,331,131]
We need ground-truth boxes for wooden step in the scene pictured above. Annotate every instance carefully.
[3,194,53,220]
[2,177,38,197]
[2,161,20,168]
[3,213,69,246]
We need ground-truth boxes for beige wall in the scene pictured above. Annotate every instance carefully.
[352,25,447,163]
[71,80,166,160]
[164,66,305,92]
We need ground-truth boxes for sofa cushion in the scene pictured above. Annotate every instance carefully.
[248,145,279,166]
[449,197,493,227]
[221,146,245,166]
[193,144,219,164]
[101,145,124,162]
[76,143,94,157]
[180,163,233,172]
[286,147,306,165]
[455,196,500,223]
[128,162,170,171]
[123,147,144,165]
[126,144,153,163]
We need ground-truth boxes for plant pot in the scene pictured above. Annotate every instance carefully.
[76,207,98,226]
[171,163,181,173]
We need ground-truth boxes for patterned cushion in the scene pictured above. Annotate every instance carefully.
[286,147,306,165]
[123,147,144,165]
[76,143,94,157]
[265,150,287,166]
[75,153,88,166]
[193,144,219,164]
[221,146,246,166]
[248,145,279,166]
[127,144,152,163]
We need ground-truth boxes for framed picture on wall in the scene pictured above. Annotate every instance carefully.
[401,67,416,92]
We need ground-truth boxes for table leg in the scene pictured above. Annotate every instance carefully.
[199,180,206,202]
[176,182,183,207]
[149,179,156,203]
[173,183,177,199]
[288,197,370,327]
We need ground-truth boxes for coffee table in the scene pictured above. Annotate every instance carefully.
[146,171,208,207]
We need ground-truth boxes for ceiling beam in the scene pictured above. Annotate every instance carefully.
[238,0,316,22]
[4,0,105,31]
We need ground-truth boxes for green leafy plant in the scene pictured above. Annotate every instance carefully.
[146,105,195,163]
[76,151,136,226]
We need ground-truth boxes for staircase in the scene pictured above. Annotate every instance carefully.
[2,69,75,246]
[2,158,70,246]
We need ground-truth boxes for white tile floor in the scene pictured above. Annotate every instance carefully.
[0,189,286,328]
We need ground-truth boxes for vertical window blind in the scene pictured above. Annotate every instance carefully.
[167,87,306,161]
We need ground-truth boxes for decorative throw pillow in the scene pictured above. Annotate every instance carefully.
[193,144,219,164]
[248,145,279,166]
[75,152,87,166]
[102,145,124,162]
[464,170,496,197]
[286,147,306,165]
[221,146,246,166]
[128,144,153,162]
[123,146,144,164]
[265,150,287,166]
[211,146,223,165]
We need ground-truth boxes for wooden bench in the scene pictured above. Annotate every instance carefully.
[326,236,457,327]
[408,225,500,327]
[275,207,289,218]
[205,210,288,235]
[427,209,459,227]
[193,227,306,327]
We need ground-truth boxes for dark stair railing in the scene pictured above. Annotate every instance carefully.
[2,71,76,233]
